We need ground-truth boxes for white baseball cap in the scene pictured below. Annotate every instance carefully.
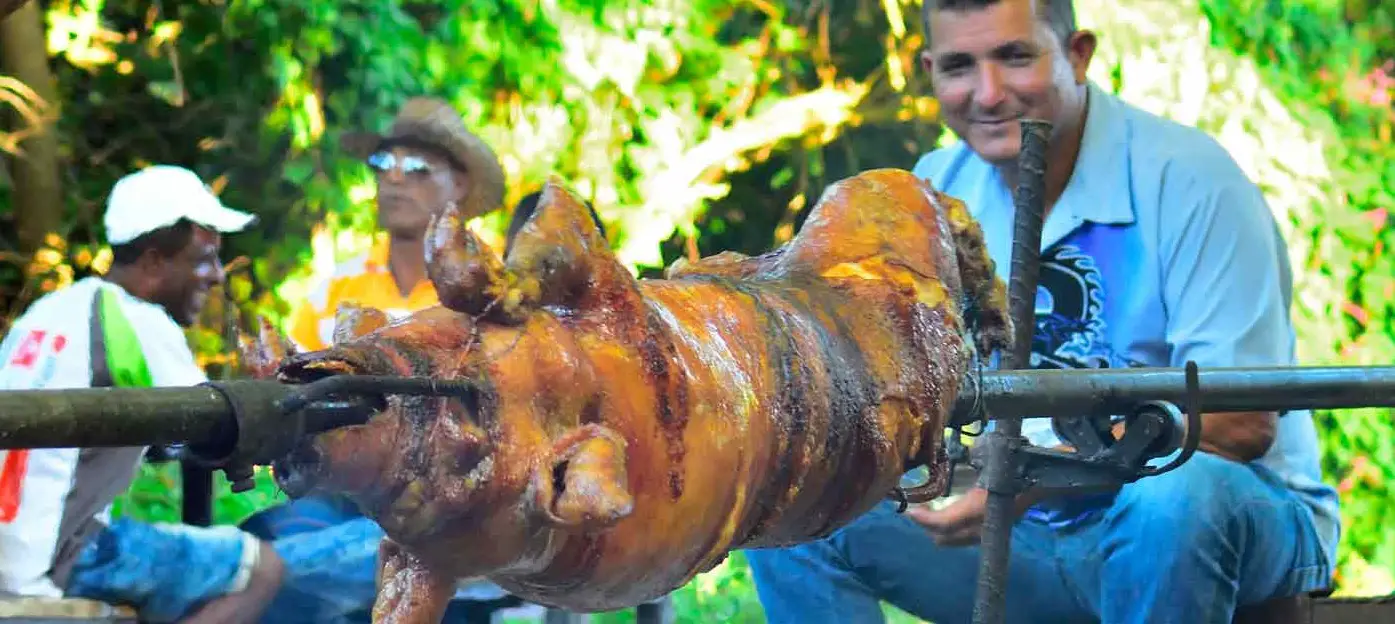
[104,165,257,245]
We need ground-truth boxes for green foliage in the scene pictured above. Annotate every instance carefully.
[110,463,287,527]
[1198,0,1395,593]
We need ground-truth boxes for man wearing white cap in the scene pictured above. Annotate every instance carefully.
[0,165,284,623]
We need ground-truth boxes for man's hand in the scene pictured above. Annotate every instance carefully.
[1199,410,1278,463]
[905,489,988,546]
[905,488,1041,547]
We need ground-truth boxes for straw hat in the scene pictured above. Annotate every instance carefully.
[341,96,506,217]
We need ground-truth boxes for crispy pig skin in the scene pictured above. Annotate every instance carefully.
[246,168,1011,621]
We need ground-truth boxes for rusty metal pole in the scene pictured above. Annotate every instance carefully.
[972,119,1053,624]
[950,364,1395,426]
[180,289,240,526]
[0,385,243,448]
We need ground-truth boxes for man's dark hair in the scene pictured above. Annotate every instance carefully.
[110,219,196,266]
[921,0,1077,48]
[504,191,608,255]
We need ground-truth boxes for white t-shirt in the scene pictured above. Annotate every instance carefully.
[0,277,207,596]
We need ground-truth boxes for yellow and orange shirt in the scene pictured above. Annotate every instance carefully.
[287,239,439,352]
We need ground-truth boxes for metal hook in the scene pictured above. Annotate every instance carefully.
[962,357,988,437]
[890,486,909,514]
[1141,360,1204,477]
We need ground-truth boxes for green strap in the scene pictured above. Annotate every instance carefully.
[97,287,153,388]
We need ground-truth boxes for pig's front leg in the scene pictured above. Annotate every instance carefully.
[372,539,454,624]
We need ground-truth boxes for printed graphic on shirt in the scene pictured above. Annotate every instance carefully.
[0,330,70,390]
[8,330,48,369]
[0,450,28,523]
[0,330,67,522]
[1031,243,1144,371]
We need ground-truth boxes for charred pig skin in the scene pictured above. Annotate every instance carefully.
[247,168,1011,622]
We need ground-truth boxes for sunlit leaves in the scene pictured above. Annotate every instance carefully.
[1198,0,1395,595]
[0,76,53,156]
[1077,0,1395,595]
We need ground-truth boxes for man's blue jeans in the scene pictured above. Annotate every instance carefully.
[241,495,514,623]
[238,496,383,623]
[744,452,1333,624]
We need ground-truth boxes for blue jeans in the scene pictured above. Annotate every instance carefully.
[67,517,256,623]
[744,452,1333,624]
[242,494,516,624]
[241,495,383,624]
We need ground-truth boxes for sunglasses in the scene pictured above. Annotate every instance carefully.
[367,151,434,176]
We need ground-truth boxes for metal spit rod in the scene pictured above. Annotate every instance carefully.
[0,365,1393,450]
[949,364,1395,426]
[0,383,366,449]
[0,385,238,449]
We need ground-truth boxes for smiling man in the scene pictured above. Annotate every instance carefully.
[0,165,284,623]
[743,1,1340,622]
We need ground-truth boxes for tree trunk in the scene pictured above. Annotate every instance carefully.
[1,0,63,253]
[0,0,27,22]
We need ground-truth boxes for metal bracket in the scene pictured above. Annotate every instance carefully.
[962,364,1199,499]
[891,360,1202,512]
[276,374,480,415]
[1049,361,1203,477]
[1139,360,1203,478]
[184,380,302,492]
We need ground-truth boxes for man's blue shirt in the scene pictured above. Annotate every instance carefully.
[912,81,1340,565]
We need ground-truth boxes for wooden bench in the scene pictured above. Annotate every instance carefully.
[0,597,136,623]
[1234,594,1395,624]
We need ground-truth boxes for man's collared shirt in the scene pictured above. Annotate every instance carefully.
[0,277,208,596]
[912,81,1340,566]
[287,237,439,352]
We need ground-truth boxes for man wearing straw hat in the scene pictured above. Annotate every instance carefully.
[284,96,506,352]
[243,97,512,623]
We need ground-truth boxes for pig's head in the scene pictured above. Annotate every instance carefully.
[257,180,638,575]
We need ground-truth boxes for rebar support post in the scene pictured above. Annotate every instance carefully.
[973,118,1053,624]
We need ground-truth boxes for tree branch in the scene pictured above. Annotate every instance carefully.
[615,79,872,267]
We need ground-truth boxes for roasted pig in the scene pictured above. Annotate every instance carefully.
[245,168,1011,622]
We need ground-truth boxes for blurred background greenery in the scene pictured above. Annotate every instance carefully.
[1,0,1392,620]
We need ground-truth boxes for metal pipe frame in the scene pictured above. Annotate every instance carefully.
[0,384,240,449]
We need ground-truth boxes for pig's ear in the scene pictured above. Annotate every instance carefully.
[533,423,634,532]
[503,177,640,316]
[425,199,513,320]
[238,316,297,380]
[332,301,390,345]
